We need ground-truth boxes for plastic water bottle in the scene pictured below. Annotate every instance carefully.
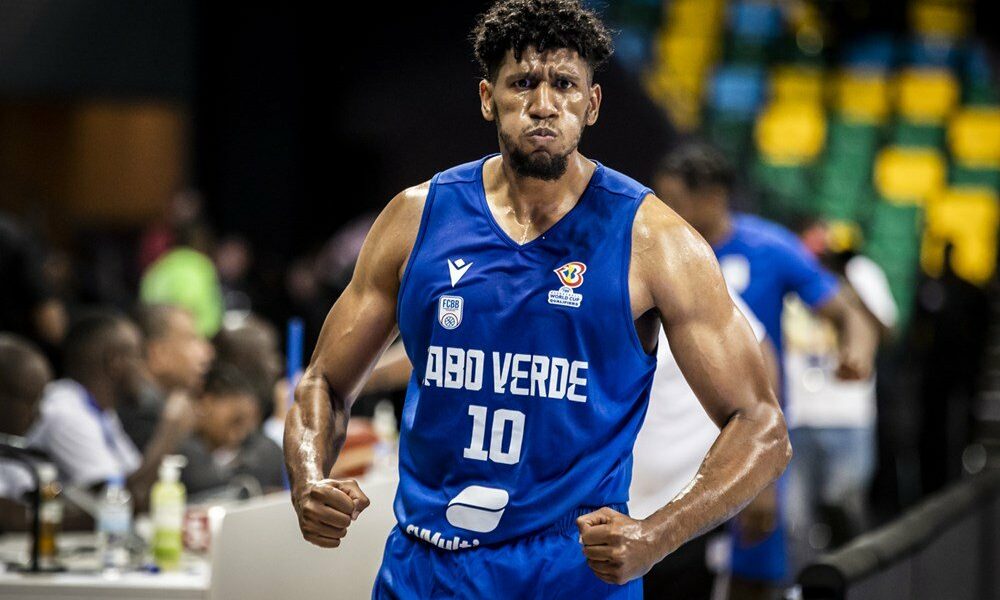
[96,474,133,574]
[372,400,398,476]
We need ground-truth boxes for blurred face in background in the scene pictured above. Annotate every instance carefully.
[109,321,150,403]
[146,309,214,393]
[654,174,728,240]
[480,46,601,180]
[196,391,258,451]
[0,353,52,436]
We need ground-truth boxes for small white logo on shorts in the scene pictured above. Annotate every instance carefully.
[445,485,509,533]
[438,295,464,330]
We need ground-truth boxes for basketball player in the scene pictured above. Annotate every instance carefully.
[283,1,791,597]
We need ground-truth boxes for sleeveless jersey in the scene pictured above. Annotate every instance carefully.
[394,154,657,550]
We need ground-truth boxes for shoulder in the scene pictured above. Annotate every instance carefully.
[633,194,717,266]
[591,162,650,200]
[39,380,88,420]
[631,195,725,309]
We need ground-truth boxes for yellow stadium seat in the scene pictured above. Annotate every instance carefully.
[755,102,827,165]
[667,0,725,34]
[948,107,1000,168]
[832,70,889,124]
[874,147,947,204]
[896,68,959,124]
[921,186,999,285]
[909,0,971,39]
[771,65,824,103]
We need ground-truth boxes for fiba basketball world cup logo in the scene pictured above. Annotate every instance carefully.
[438,295,464,330]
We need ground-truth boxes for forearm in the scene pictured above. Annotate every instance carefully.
[283,368,350,503]
[642,403,790,557]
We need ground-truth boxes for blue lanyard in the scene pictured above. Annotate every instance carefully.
[80,387,124,460]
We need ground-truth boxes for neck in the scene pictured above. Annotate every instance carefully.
[78,377,115,411]
[491,150,594,221]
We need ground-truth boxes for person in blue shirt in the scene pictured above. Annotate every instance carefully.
[655,142,878,598]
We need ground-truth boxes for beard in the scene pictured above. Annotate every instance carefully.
[496,112,586,181]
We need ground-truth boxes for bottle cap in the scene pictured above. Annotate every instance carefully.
[158,455,188,483]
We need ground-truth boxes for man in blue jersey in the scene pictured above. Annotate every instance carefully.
[654,142,878,598]
[283,2,791,597]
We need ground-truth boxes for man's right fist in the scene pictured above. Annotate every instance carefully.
[293,478,371,548]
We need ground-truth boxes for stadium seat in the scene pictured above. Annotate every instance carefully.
[907,37,960,69]
[948,107,1000,167]
[895,68,959,124]
[752,159,815,219]
[754,101,827,165]
[705,111,755,165]
[770,65,824,103]
[909,0,970,39]
[832,70,890,123]
[709,65,767,117]
[841,35,896,70]
[921,186,999,285]
[874,147,947,205]
[729,1,783,42]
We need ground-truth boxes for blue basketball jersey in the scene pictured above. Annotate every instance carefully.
[393,154,657,550]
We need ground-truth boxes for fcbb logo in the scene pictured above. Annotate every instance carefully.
[553,261,587,289]
[438,295,464,330]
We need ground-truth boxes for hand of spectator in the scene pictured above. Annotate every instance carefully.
[161,390,197,436]
[293,478,370,548]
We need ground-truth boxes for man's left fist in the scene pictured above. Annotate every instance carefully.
[576,506,661,585]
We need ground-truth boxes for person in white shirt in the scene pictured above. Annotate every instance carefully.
[28,313,145,488]
[783,221,897,570]
[27,311,189,509]
[630,291,774,599]
[0,334,53,531]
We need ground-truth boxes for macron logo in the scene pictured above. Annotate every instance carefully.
[448,258,472,287]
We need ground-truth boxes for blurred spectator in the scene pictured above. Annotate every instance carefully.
[783,218,897,570]
[0,211,68,350]
[137,189,207,272]
[26,312,185,508]
[214,315,285,445]
[140,246,224,338]
[0,334,53,531]
[179,364,285,497]
[121,304,213,452]
[655,142,878,594]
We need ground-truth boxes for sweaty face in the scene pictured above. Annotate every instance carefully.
[484,46,599,181]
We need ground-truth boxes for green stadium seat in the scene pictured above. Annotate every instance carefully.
[890,121,944,148]
[951,165,1000,189]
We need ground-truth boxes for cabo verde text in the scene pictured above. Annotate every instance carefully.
[423,346,589,402]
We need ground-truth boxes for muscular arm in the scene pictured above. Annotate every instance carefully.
[578,197,791,584]
[814,288,878,380]
[284,183,426,547]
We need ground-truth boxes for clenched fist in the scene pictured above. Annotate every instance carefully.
[293,478,371,548]
[576,506,662,585]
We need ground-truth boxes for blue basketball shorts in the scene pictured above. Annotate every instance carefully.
[372,505,642,599]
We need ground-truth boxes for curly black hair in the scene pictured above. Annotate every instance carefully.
[471,0,614,82]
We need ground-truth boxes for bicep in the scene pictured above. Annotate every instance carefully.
[642,208,776,428]
[306,187,425,402]
[664,294,774,428]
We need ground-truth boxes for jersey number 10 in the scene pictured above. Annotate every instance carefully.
[463,405,525,465]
